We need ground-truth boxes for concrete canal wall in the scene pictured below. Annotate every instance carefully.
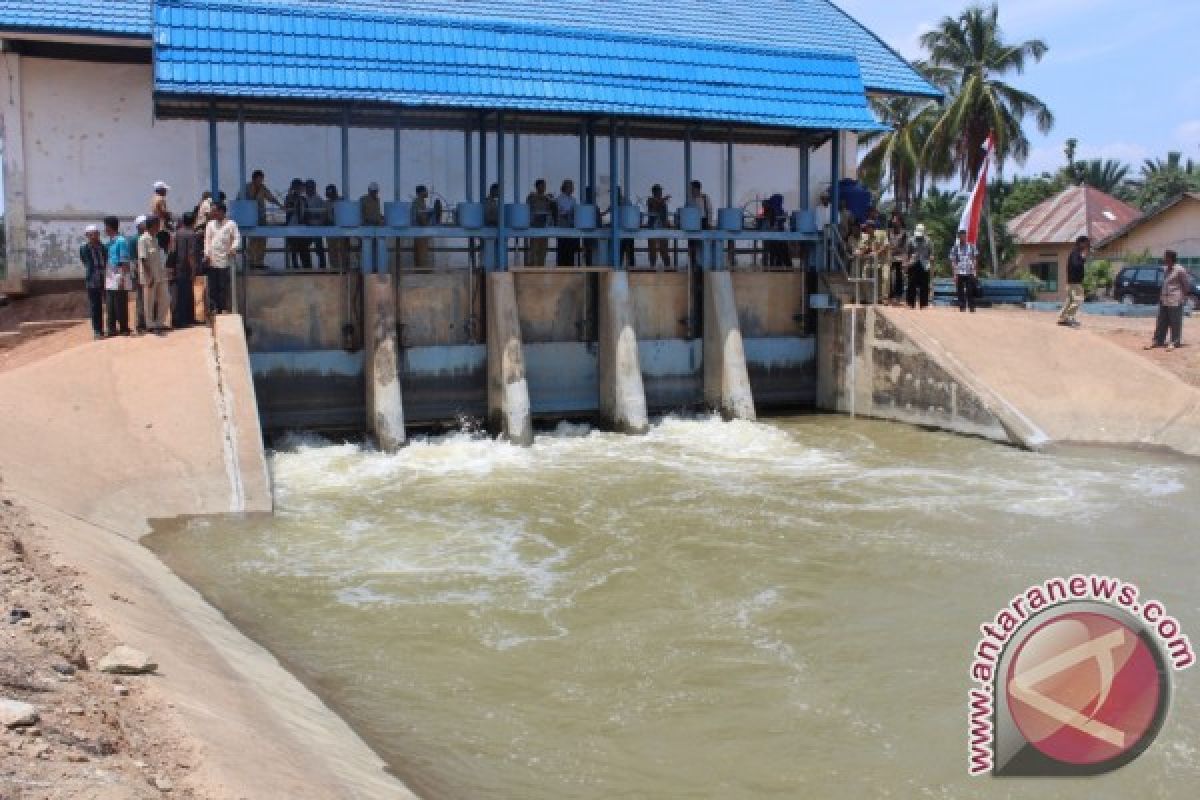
[0,322,413,798]
[817,306,1200,458]
[245,268,817,441]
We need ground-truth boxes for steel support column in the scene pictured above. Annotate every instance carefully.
[496,114,507,270]
[610,118,620,269]
[393,114,402,201]
[830,133,841,231]
[341,108,351,199]
[798,135,810,209]
[208,103,219,197]
[236,104,246,198]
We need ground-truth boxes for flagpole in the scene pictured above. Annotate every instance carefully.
[985,202,1001,277]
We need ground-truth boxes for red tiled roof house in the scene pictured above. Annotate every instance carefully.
[1006,186,1142,301]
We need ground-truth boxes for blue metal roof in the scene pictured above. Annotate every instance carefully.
[153,0,885,131]
[1,1,936,100]
[0,1,151,37]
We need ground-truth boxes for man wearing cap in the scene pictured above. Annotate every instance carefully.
[150,181,174,231]
[103,216,132,336]
[128,216,148,333]
[646,184,671,268]
[204,201,241,316]
[906,223,933,309]
[138,216,170,334]
[79,224,108,339]
[949,229,979,313]
[242,170,282,268]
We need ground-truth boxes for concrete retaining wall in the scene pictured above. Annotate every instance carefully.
[816,307,1043,448]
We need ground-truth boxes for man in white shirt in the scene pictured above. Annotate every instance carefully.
[204,201,242,316]
[555,179,578,267]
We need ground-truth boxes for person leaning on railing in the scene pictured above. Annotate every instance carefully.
[646,184,671,268]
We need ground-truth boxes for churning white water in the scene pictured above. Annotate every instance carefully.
[148,415,1200,799]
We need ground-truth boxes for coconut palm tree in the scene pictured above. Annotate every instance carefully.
[920,3,1054,184]
[1138,151,1197,182]
[1071,159,1130,194]
[857,95,939,212]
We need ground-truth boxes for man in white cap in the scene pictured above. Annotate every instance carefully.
[128,215,149,333]
[79,224,107,339]
[150,181,173,231]
[905,223,933,309]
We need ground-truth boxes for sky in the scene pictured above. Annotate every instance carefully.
[836,0,1200,178]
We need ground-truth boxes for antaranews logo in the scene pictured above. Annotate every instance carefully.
[967,575,1194,777]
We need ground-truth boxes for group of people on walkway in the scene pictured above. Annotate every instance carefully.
[80,182,241,339]
[846,206,964,311]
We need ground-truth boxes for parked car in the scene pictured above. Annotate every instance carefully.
[1113,265,1200,310]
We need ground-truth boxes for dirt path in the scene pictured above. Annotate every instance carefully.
[2,491,207,800]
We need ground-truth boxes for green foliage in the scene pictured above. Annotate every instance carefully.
[1011,269,1044,296]
[919,2,1054,180]
[1070,159,1130,194]
[1084,259,1113,296]
[858,95,941,212]
[917,187,965,265]
[998,174,1064,219]
[1127,154,1200,210]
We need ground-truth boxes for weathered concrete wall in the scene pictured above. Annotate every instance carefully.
[816,307,1039,447]
[629,271,691,340]
[243,272,352,351]
[732,271,806,337]
[213,316,274,513]
[398,270,481,347]
[6,56,842,281]
[514,271,591,343]
[1,53,28,291]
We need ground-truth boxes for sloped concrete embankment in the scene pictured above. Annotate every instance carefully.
[0,318,414,798]
[818,306,1200,457]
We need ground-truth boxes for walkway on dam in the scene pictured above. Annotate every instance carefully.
[0,321,413,799]
[877,307,1200,457]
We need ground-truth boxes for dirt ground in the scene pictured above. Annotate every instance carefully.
[1075,313,1200,389]
[0,293,90,333]
[0,492,209,800]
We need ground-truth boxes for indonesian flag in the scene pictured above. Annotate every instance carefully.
[959,133,996,246]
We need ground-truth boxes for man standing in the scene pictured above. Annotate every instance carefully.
[360,181,384,225]
[526,179,554,266]
[138,217,170,334]
[1057,235,1089,328]
[284,178,310,269]
[150,181,173,231]
[204,201,241,316]
[325,184,348,271]
[686,180,713,269]
[103,216,132,337]
[79,224,107,339]
[128,216,148,333]
[303,180,328,269]
[949,229,979,313]
[556,179,578,267]
[646,184,671,268]
[906,223,933,309]
[170,212,200,328]
[411,185,433,266]
[1145,250,1191,352]
[242,170,282,268]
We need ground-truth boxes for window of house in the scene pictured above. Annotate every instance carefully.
[1030,261,1058,293]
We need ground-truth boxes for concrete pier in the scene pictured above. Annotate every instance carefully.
[598,271,650,434]
[363,272,406,451]
[486,271,534,445]
[703,271,757,421]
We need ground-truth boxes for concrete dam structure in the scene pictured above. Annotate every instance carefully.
[246,265,811,446]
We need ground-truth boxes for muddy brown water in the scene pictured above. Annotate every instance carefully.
[146,415,1200,799]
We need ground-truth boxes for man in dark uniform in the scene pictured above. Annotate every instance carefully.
[1057,236,1089,328]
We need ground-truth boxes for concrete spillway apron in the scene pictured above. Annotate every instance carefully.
[703,271,757,421]
[487,271,534,446]
[364,272,406,451]
[598,271,650,434]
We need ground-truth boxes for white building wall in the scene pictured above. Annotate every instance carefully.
[7,57,847,279]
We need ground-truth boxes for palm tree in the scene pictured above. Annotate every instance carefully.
[1138,151,1197,182]
[918,187,966,265]
[920,3,1054,184]
[1072,159,1130,194]
[858,95,939,212]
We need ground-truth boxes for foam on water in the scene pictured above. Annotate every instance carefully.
[152,415,1200,800]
